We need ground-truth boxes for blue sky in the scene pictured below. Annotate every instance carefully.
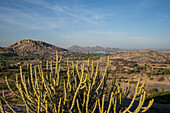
[0,0,170,49]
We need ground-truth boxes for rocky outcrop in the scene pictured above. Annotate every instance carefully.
[0,39,67,57]
[0,47,18,57]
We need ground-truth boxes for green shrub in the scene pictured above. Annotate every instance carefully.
[150,77,154,80]
[128,70,135,74]
[147,88,159,95]
[158,77,165,82]
[129,81,138,84]
[146,90,170,104]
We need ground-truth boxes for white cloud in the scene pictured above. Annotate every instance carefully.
[0,6,67,30]
[23,0,104,24]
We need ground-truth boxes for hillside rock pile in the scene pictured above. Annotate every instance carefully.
[0,39,67,57]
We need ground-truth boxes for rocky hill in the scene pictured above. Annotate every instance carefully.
[0,47,18,57]
[0,39,67,57]
[110,49,170,64]
[68,45,124,51]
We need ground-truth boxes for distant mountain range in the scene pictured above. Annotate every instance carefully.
[68,45,126,52]
[1,40,169,58]
[0,39,67,57]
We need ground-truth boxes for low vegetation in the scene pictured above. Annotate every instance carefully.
[146,89,170,104]
[0,52,154,113]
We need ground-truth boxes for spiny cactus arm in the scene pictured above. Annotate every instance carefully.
[72,61,75,77]
[38,65,42,78]
[91,60,94,77]
[134,89,146,112]
[19,68,33,103]
[55,51,62,72]
[52,78,56,86]
[64,81,67,105]
[74,77,77,89]
[15,73,18,85]
[76,99,82,113]
[30,65,39,98]
[124,81,131,98]
[76,62,81,79]
[58,98,61,113]
[55,53,59,74]
[80,83,86,89]
[0,98,5,113]
[67,66,71,91]
[82,74,87,84]
[45,85,53,102]
[20,66,29,95]
[36,78,40,95]
[85,59,89,74]
[30,64,34,86]
[56,51,59,62]
[46,60,49,70]
[53,104,57,113]
[56,64,61,86]
[16,86,36,112]
[45,74,48,80]
[92,100,97,113]
[34,67,38,88]
[25,92,37,105]
[69,76,83,111]
[88,58,90,68]
[81,63,85,77]
[102,94,105,113]
[18,84,30,113]
[137,81,145,95]
[41,71,52,97]
[122,81,125,94]
[0,96,16,113]
[41,73,48,89]
[86,84,91,113]
[45,100,48,113]
[43,92,48,103]
[92,61,99,87]
[26,101,37,112]
[107,92,113,113]
[141,99,154,112]
[117,85,121,101]
[5,76,20,98]
[124,109,133,113]
[51,85,56,95]
[59,56,62,63]
[82,92,86,107]
[95,66,107,93]
[122,77,141,113]
[98,99,102,113]
[37,95,40,113]
[113,92,117,113]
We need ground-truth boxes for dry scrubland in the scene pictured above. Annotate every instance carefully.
[0,50,170,113]
[0,40,170,112]
[0,52,153,113]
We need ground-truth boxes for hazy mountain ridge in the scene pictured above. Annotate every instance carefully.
[68,45,126,51]
[0,39,67,57]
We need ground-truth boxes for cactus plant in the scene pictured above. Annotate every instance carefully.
[0,52,154,113]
